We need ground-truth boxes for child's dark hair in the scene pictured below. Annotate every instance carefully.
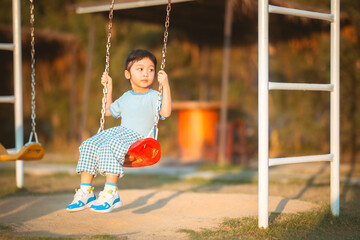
[125,49,157,71]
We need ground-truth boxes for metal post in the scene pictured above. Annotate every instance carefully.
[258,0,269,228]
[330,0,340,216]
[13,0,24,188]
[218,0,234,165]
[80,14,96,142]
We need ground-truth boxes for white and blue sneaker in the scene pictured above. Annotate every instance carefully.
[90,189,122,213]
[66,188,96,212]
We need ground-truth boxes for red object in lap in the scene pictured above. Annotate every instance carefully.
[123,138,161,167]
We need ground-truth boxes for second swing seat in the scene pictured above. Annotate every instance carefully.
[0,142,45,161]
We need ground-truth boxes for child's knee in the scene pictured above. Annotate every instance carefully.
[106,172,120,177]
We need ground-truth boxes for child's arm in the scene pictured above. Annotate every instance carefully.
[101,72,113,116]
[157,70,172,118]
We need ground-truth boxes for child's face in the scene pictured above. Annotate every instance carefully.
[125,57,156,93]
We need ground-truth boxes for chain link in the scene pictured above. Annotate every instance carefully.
[29,0,38,143]
[98,0,115,133]
[154,0,172,131]
[98,0,172,136]
[160,2,171,72]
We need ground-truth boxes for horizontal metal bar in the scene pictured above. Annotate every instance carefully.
[269,82,334,91]
[0,43,14,51]
[76,0,193,14]
[269,154,333,167]
[269,5,333,22]
[0,96,16,103]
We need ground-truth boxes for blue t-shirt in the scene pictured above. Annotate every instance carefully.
[109,89,164,137]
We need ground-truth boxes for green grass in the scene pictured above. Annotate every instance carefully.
[178,164,360,240]
[0,224,13,232]
[179,204,360,240]
[0,229,127,240]
[0,224,125,239]
[198,163,250,172]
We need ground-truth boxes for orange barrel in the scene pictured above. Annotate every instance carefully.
[178,109,219,162]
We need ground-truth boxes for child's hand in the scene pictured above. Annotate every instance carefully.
[101,72,112,87]
[157,70,169,87]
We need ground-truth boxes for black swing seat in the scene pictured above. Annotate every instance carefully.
[0,142,45,161]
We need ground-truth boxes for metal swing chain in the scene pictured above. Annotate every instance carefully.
[98,0,171,137]
[98,0,115,133]
[160,1,171,72]
[154,0,172,138]
[29,0,38,143]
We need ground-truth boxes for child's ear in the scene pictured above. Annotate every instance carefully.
[124,70,130,80]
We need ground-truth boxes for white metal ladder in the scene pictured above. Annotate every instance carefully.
[0,0,24,188]
[258,0,340,228]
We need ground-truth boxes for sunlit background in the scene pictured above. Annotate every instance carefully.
[0,0,359,166]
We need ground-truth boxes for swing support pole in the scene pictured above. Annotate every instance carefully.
[258,0,340,228]
[13,0,24,188]
[258,0,269,229]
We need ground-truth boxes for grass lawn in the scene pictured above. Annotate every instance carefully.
[179,204,360,240]
[0,160,359,239]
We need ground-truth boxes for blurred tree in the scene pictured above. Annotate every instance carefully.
[0,0,358,163]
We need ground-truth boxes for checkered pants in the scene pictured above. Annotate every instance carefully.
[76,126,143,177]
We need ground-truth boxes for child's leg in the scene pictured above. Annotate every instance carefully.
[98,141,125,177]
[90,173,122,213]
[89,127,142,213]
[76,138,101,176]
[81,171,94,184]
[66,171,96,213]
[105,173,118,185]
[76,128,118,176]
[67,128,122,213]
[78,171,95,195]
[67,135,101,212]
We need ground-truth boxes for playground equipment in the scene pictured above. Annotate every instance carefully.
[97,0,172,167]
[0,143,44,161]
[258,0,340,228]
[0,0,45,187]
[0,0,340,227]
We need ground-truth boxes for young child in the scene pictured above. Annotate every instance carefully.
[66,49,172,213]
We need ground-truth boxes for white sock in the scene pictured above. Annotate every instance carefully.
[80,183,92,192]
[104,182,117,192]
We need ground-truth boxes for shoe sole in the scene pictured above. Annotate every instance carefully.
[66,201,94,213]
[89,200,123,213]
